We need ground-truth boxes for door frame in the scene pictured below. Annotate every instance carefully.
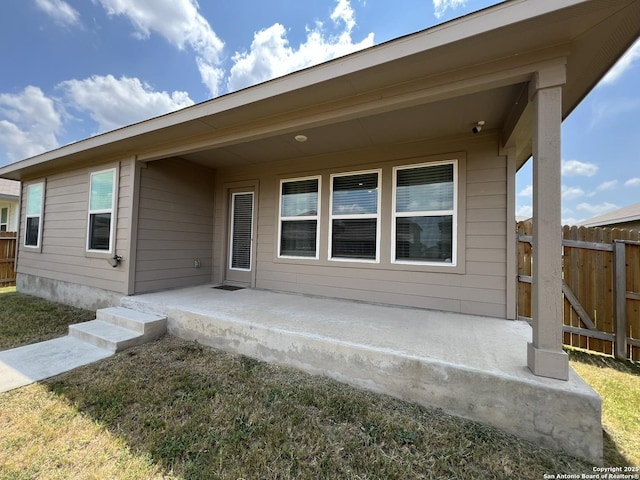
[223,180,259,287]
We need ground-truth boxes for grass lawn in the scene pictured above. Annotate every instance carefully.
[0,289,95,350]
[568,348,640,467]
[0,290,638,479]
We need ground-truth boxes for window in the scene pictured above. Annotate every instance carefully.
[393,161,456,265]
[0,207,7,232]
[24,183,44,247]
[229,192,254,271]
[87,168,116,252]
[278,177,320,258]
[330,170,380,261]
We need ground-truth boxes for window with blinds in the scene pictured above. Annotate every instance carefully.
[279,177,320,258]
[230,192,254,270]
[1,207,8,232]
[330,170,380,261]
[393,161,456,264]
[87,168,116,252]
[24,182,44,247]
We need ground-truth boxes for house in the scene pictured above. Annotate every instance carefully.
[578,201,640,230]
[0,179,19,232]
[1,0,638,378]
[0,0,638,461]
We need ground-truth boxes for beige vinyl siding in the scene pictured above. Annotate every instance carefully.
[16,160,133,294]
[134,158,215,293]
[213,135,509,318]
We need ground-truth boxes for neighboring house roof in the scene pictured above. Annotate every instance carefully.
[0,0,638,181]
[578,201,640,228]
[0,178,20,200]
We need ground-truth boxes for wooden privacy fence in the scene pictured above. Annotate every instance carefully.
[0,232,17,287]
[517,221,640,361]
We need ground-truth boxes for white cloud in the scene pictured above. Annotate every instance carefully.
[518,185,532,197]
[596,180,618,191]
[0,77,195,164]
[589,97,640,127]
[516,205,532,218]
[331,0,356,32]
[599,38,640,86]
[433,0,467,19]
[96,0,225,96]
[34,0,80,27]
[58,75,194,133]
[576,202,618,216]
[0,86,62,164]
[562,217,582,226]
[561,159,598,177]
[624,178,640,187]
[562,185,585,200]
[227,0,374,92]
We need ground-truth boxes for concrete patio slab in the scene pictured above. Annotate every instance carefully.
[0,336,113,393]
[121,284,603,463]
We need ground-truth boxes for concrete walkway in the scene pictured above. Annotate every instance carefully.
[0,336,113,393]
[0,306,166,393]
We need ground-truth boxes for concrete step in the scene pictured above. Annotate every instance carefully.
[96,306,167,337]
[68,307,166,353]
[69,320,144,352]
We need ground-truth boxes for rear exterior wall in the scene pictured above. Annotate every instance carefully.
[213,135,510,318]
[134,158,215,293]
[16,158,134,309]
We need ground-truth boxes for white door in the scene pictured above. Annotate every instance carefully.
[226,190,254,284]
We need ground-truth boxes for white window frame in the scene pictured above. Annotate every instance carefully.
[86,168,117,254]
[24,182,45,249]
[277,175,321,260]
[329,169,381,263]
[392,160,458,266]
[0,206,8,232]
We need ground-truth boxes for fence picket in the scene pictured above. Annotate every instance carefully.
[0,232,17,287]
[628,231,640,361]
[517,221,640,361]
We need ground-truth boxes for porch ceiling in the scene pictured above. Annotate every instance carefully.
[1,0,638,179]
[178,85,525,168]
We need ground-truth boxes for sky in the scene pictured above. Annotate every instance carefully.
[0,0,639,225]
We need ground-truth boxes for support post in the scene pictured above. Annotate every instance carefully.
[527,66,569,380]
[613,241,627,360]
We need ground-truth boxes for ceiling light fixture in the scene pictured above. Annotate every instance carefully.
[294,134,308,143]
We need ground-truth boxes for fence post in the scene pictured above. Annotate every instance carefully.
[613,240,627,360]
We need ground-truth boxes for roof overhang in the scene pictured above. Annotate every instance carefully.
[1,0,639,180]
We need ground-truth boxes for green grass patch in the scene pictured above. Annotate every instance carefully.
[0,292,95,350]
[568,348,640,466]
[0,383,173,480]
